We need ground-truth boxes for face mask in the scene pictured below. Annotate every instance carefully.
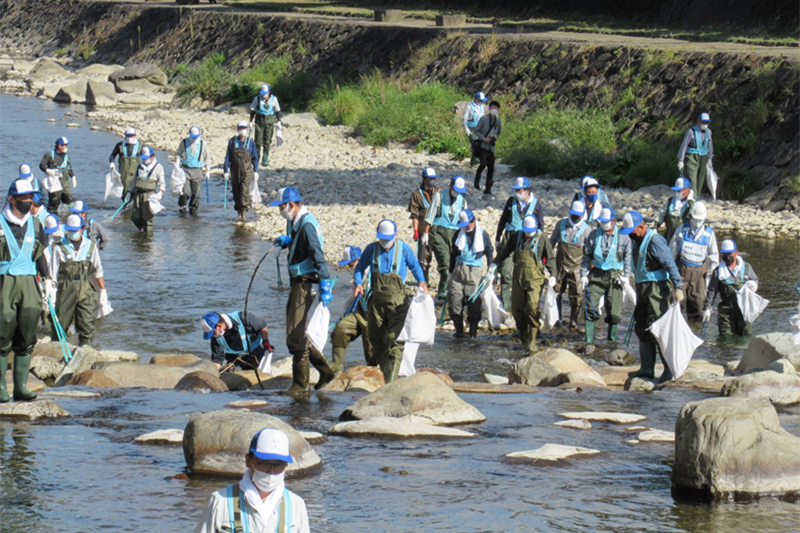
[490,109,498,116]
[251,469,284,493]
[280,206,293,221]
[601,221,613,232]
[61,148,68,154]
[379,239,394,250]
[515,191,528,202]
[699,124,708,131]
[675,193,686,202]
[570,215,582,225]
[586,193,598,204]
[690,218,703,229]
[14,200,32,215]
[238,129,248,138]
[126,136,136,145]
[422,179,434,191]
[68,231,82,242]
[723,255,735,266]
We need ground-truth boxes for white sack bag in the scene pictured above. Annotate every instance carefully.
[648,302,703,379]
[250,174,262,206]
[399,342,419,377]
[96,291,113,319]
[148,192,165,215]
[305,293,330,353]
[275,122,284,148]
[104,169,124,201]
[170,165,186,196]
[257,350,274,375]
[736,285,769,324]
[791,303,800,345]
[542,285,559,329]
[623,282,637,307]
[481,281,507,329]
[706,162,718,201]
[398,287,436,345]
[42,173,62,193]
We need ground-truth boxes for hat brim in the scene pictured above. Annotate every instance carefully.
[522,226,538,233]
[251,450,293,463]
[189,134,201,138]
[338,258,357,266]
[597,217,614,223]
[203,330,214,341]
[670,185,687,191]
[269,199,288,207]
[453,186,467,194]
[456,221,472,228]
[44,227,59,234]
[510,184,529,190]
[376,232,395,240]
[140,154,152,159]
[64,225,82,232]
[69,207,86,214]
[569,209,584,216]
[618,226,636,235]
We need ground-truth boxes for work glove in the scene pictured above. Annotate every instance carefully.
[71,175,77,188]
[223,172,230,180]
[744,280,758,293]
[672,288,685,304]
[579,276,589,293]
[702,308,712,322]
[273,235,292,248]
[109,162,115,171]
[677,161,684,172]
[253,172,259,181]
[488,263,497,276]
[548,276,557,288]
[204,170,211,181]
[421,233,429,246]
[319,279,333,307]
[251,340,274,360]
[46,168,58,177]
[413,229,419,242]
[99,289,109,305]
[44,279,57,303]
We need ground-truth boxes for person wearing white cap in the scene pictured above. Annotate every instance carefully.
[407,167,440,281]
[704,239,759,338]
[619,210,684,383]
[678,112,714,196]
[194,427,310,533]
[128,146,165,232]
[422,176,468,299]
[39,136,76,213]
[572,175,610,206]
[353,219,428,382]
[224,120,260,222]
[656,176,694,242]
[576,176,612,225]
[549,200,594,331]
[448,209,494,338]
[200,311,274,370]
[668,201,718,323]
[176,125,210,215]
[490,214,556,354]
[41,214,62,280]
[249,83,282,167]
[473,100,502,195]
[1,179,56,403]
[50,214,106,347]
[462,91,488,165]
[494,177,544,313]
[580,207,632,343]
[70,200,109,251]
[330,246,374,370]
[108,127,142,197]
[17,163,41,194]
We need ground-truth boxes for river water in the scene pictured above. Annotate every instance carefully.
[0,94,798,532]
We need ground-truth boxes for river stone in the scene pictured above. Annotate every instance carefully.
[508,356,562,386]
[150,353,201,367]
[764,359,796,374]
[720,371,800,407]
[450,382,538,394]
[672,397,800,502]
[281,113,320,129]
[537,348,607,387]
[135,429,184,445]
[108,63,167,87]
[0,400,69,421]
[736,332,800,374]
[116,93,158,106]
[624,377,656,392]
[28,58,69,81]
[85,79,117,107]
[299,431,325,444]
[183,410,321,477]
[339,372,486,426]
[638,429,675,442]
[56,346,140,385]
[33,340,75,359]
[41,390,100,398]
[53,78,88,103]
[68,369,119,388]
[4,371,46,395]
[269,357,319,383]
[175,371,228,393]
[554,419,592,430]
[78,64,124,79]
[323,365,384,392]
[31,355,66,381]
[483,373,508,385]
[226,399,269,409]
[506,444,601,464]
[418,368,454,386]
[91,360,218,389]
[114,78,162,94]
[330,417,476,440]
[605,349,635,366]
[558,411,647,424]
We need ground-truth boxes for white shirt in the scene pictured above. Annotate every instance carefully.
[51,237,104,280]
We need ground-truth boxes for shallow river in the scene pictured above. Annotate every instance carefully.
[0,94,798,532]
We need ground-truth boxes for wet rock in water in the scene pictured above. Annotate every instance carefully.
[638,429,675,442]
[108,62,168,87]
[89,360,219,389]
[269,357,319,383]
[330,417,476,439]
[323,366,384,392]
[417,367,454,386]
[506,444,601,464]
[624,377,656,392]
[0,400,69,421]
[41,390,100,398]
[55,346,140,386]
[150,354,202,367]
[721,371,800,407]
[483,373,508,385]
[339,372,485,426]
[764,359,796,374]
[508,356,562,386]
[30,355,66,381]
[450,382,538,394]
[183,410,321,476]
[536,348,607,387]
[558,411,646,424]
[605,349,635,366]
[220,370,275,390]
[299,431,325,444]
[673,397,800,502]
[68,369,120,389]
[4,371,46,396]
[135,429,184,445]
[226,399,269,409]
[736,332,800,374]
[553,419,592,430]
[175,371,229,393]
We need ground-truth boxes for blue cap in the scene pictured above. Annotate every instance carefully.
[421,167,438,179]
[338,246,362,266]
[32,191,43,205]
[698,112,711,123]
[201,312,219,340]
[7,179,36,197]
[44,214,60,234]
[249,428,293,463]
[259,83,271,96]
[140,146,155,159]
[511,177,531,190]
[597,207,616,223]
[189,126,201,138]
[619,211,644,235]
[69,200,88,214]
[456,209,475,228]
[720,239,737,254]
[671,177,692,191]
[475,91,488,102]
[376,219,397,240]
[55,136,70,146]
[269,187,302,206]
[451,176,467,194]
[521,215,538,233]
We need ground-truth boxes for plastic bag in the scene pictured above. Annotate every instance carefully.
[104,169,123,201]
[542,285,559,329]
[399,342,418,377]
[648,302,703,379]
[257,350,274,374]
[170,165,186,197]
[250,174,262,206]
[96,290,113,319]
[275,123,284,148]
[305,293,330,353]
[791,303,800,345]
[398,287,436,345]
[480,281,507,329]
[736,285,769,324]
[42,173,62,193]
[148,192,165,215]
[623,283,637,307]
[706,162,718,201]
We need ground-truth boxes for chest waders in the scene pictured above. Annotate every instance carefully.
[231,138,253,216]
[119,141,140,194]
[56,241,98,347]
[717,262,751,337]
[556,219,588,326]
[224,484,291,533]
[368,243,407,383]
[512,233,545,354]
[585,229,625,342]
[47,150,73,212]
[665,198,691,242]
[132,166,157,231]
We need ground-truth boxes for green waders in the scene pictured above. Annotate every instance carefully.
[679,263,707,323]
[718,277,751,337]
[447,264,483,338]
[629,279,673,381]
[685,153,708,197]
[47,166,74,214]
[230,140,253,220]
[0,275,41,402]
[54,243,98,347]
[663,200,692,243]
[285,278,336,393]
[584,269,623,342]
[429,225,455,298]
[254,113,276,167]
[512,248,546,354]
[368,269,408,384]
[499,230,515,313]
[119,151,139,198]
[131,168,157,232]
[555,239,584,326]
[330,305,374,370]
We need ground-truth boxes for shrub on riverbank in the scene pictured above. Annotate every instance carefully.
[175,53,232,105]
[226,55,312,111]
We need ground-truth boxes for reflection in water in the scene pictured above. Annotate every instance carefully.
[0,425,43,532]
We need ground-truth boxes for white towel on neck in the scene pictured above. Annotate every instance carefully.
[455,222,485,255]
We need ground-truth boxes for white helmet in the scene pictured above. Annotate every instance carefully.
[691,201,707,222]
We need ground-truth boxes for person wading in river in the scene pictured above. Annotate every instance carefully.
[704,239,760,338]
[407,167,439,282]
[194,428,310,533]
[224,120,259,223]
[108,127,141,199]
[330,246,375,371]
[69,200,109,251]
[422,176,468,299]
[656,177,695,242]
[176,126,210,215]
[40,136,77,213]
[550,200,593,332]
[200,311,274,372]
[128,147,165,233]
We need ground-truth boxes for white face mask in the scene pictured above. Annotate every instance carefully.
[674,193,685,202]
[67,231,81,242]
[699,124,708,131]
[379,239,394,250]
[251,469,284,493]
[600,221,614,232]
[238,129,248,138]
[490,109,498,116]
[690,218,703,229]
[280,206,293,221]
[515,191,528,202]
[126,136,136,145]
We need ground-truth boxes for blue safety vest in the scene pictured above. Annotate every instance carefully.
[516,230,541,256]
[719,260,748,286]
[686,126,710,156]
[255,95,277,116]
[35,208,48,225]
[559,218,588,245]
[225,484,292,533]
[0,215,38,276]
[634,229,668,283]
[59,238,94,263]
[235,137,252,150]
[467,102,484,129]
[50,150,69,171]
[455,231,484,267]
[592,227,624,271]
[417,188,432,209]
[214,311,261,356]
[432,192,463,230]
[181,138,204,168]
[122,141,140,158]
[679,224,713,268]
[506,198,537,232]
[287,213,324,278]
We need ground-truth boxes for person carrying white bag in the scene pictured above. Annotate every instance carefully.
[648,302,703,380]
[703,239,762,338]
[397,287,436,377]
[353,219,428,383]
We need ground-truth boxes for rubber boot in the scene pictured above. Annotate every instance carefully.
[331,346,347,374]
[473,176,481,191]
[468,318,479,338]
[584,321,596,344]
[437,281,448,300]
[607,324,618,342]
[311,349,338,390]
[0,354,8,403]
[453,313,466,338]
[12,355,37,402]
[628,338,656,379]
[556,297,563,325]
[286,358,310,394]
[657,353,673,384]
[527,328,539,354]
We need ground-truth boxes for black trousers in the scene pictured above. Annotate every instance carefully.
[475,148,495,193]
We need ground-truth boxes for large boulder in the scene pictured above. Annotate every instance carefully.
[537,348,607,387]
[175,371,228,393]
[54,346,139,386]
[339,372,485,426]
[85,80,117,107]
[219,370,274,391]
[68,369,119,389]
[27,58,69,81]
[330,417,475,439]
[90,360,218,389]
[183,410,321,477]
[77,64,125,79]
[108,63,167,87]
[720,371,800,407]
[30,355,66,382]
[150,354,201,367]
[53,78,88,103]
[114,78,162,94]
[323,366,384,392]
[672,397,800,502]
[736,333,800,374]
[508,356,562,386]
[0,400,69,421]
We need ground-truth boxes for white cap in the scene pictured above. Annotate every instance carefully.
[451,176,467,194]
[249,428,293,463]
[189,126,201,138]
[69,200,88,214]
[720,239,737,254]
[44,214,60,234]
[237,120,249,129]
[521,214,538,233]
[259,83,271,96]
[582,177,599,189]
[18,164,32,178]
[699,112,711,123]
[65,214,84,231]
[421,167,438,179]
[691,201,707,221]
[139,146,155,159]
[376,219,397,240]
[569,200,585,216]
[124,127,136,136]
[597,207,615,223]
